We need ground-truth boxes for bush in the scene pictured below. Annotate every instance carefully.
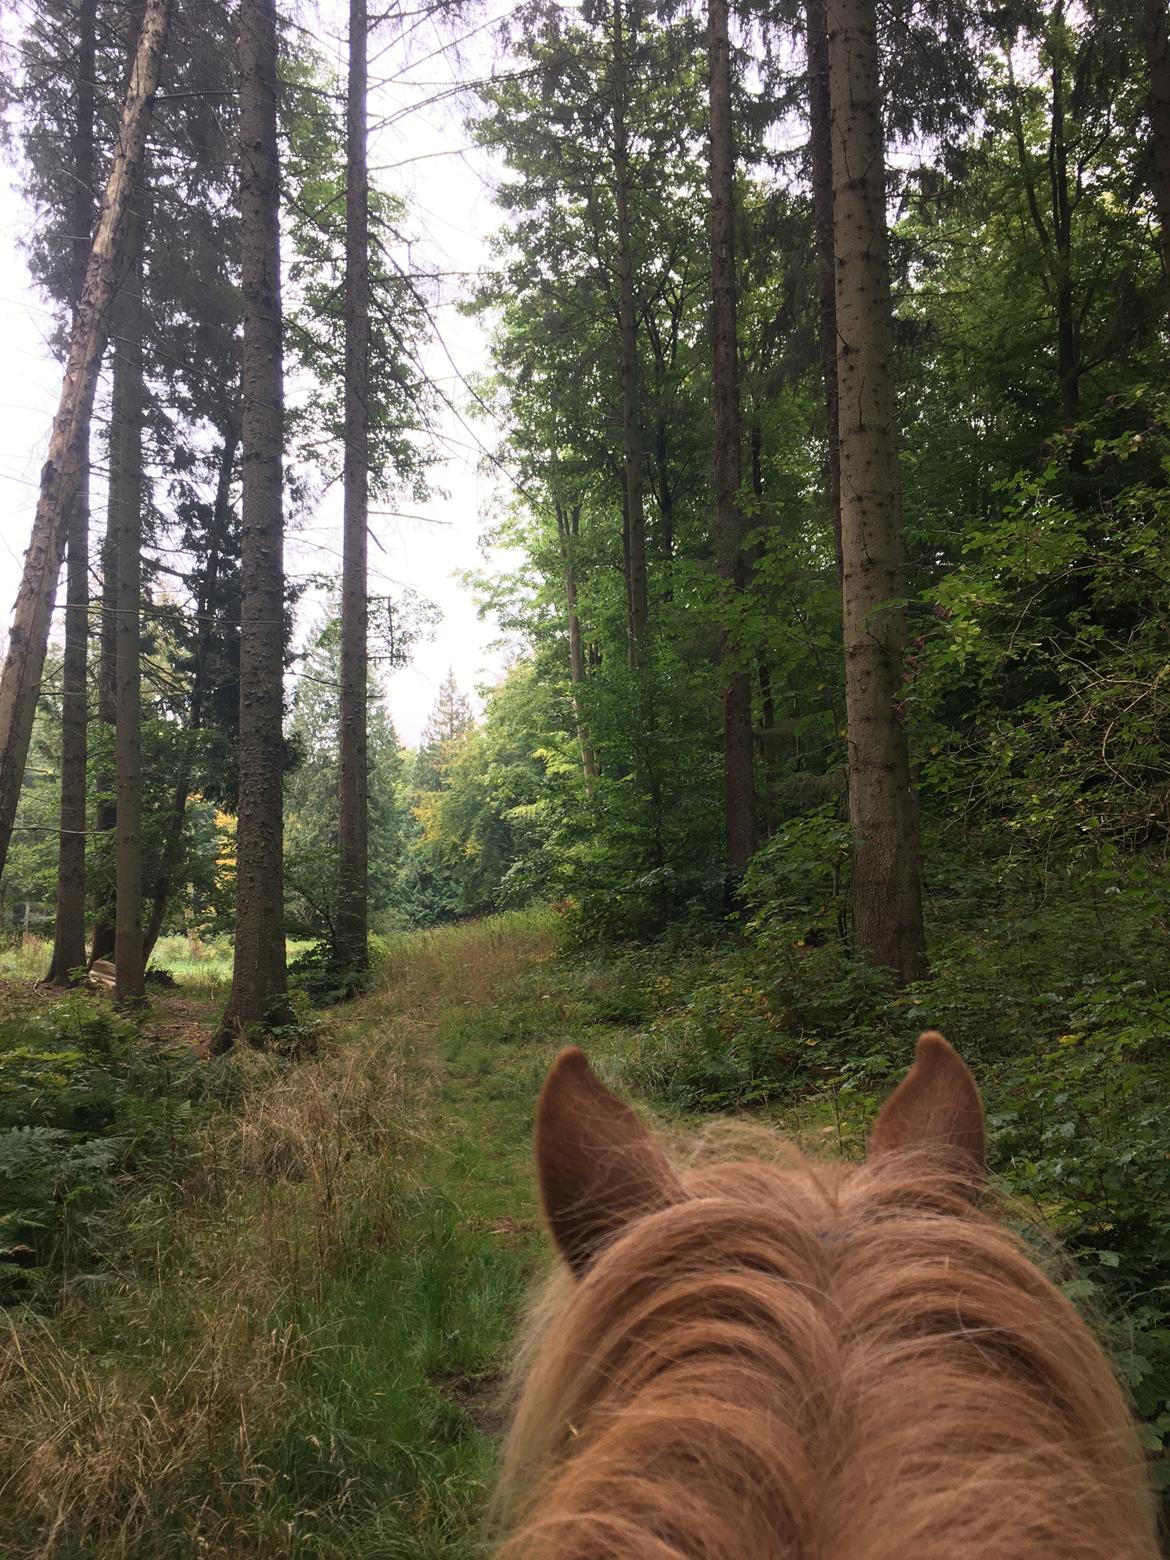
[622,927,893,1110]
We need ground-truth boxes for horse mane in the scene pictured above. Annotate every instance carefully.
[495,1118,1158,1559]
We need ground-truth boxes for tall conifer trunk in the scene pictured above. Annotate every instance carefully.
[828,0,927,982]
[143,428,237,960]
[610,0,648,666]
[46,0,98,985]
[113,206,145,1005]
[336,0,369,979]
[215,0,290,1047]
[1047,6,1079,422]
[707,0,755,881]
[89,486,119,967]
[0,0,170,884]
[89,475,119,966]
[93,211,146,971]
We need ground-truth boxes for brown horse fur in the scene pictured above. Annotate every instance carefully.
[494,1035,1157,1559]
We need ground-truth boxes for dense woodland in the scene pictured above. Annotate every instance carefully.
[0,0,1169,1548]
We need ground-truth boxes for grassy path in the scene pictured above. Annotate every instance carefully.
[2,912,664,1558]
[336,908,684,1549]
[299,914,561,1558]
[289,909,670,1557]
[271,907,665,1560]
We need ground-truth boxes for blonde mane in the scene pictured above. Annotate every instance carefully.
[494,1046,1158,1559]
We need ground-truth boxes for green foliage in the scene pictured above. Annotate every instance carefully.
[917,394,1170,853]
[619,839,1170,1459]
[282,47,435,504]
[286,938,378,1008]
[0,996,201,1301]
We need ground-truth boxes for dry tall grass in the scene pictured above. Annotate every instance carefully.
[0,1029,412,1554]
[0,914,555,1557]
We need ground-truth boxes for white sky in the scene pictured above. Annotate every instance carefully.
[0,1,520,746]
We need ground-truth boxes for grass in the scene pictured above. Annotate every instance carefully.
[0,933,315,993]
[0,933,55,983]
[0,908,644,1558]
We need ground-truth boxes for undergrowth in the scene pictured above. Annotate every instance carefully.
[2,897,1167,1550]
[0,913,557,1558]
[607,838,1170,1480]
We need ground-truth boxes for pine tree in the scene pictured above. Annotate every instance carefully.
[214,0,290,1045]
[336,0,370,978]
[0,0,171,885]
[44,0,97,984]
[828,0,927,980]
[415,671,475,794]
[1142,0,1170,307]
[608,0,648,665]
[113,203,146,1006]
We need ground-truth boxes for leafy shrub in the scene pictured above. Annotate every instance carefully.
[739,805,851,933]
[622,927,893,1110]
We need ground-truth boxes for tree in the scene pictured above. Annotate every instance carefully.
[708,0,755,882]
[608,0,649,665]
[143,425,241,959]
[0,0,171,885]
[804,0,841,577]
[113,203,146,1006]
[336,0,370,977]
[1146,0,1170,305]
[44,0,97,984]
[215,0,290,1046]
[414,670,475,794]
[554,501,598,793]
[828,0,926,981]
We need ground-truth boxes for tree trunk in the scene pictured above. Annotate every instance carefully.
[142,429,236,960]
[114,206,145,1007]
[214,0,291,1048]
[828,0,927,982]
[1143,0,1170,311]
[0,0,170,884]
[708,0,755,881]
[611,0,648,666]
[336,0,369,979]
[46,0,98,986]
[89,486,119,967]
[556,502,598,794]
[806,0,843,579]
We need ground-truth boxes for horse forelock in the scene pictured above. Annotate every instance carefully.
[495,1130,1158,1560]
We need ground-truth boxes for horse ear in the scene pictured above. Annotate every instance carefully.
[535,1047,683,1277]
[868,1031,986,1179]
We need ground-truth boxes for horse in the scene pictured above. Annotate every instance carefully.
[494,1033,1158,1559]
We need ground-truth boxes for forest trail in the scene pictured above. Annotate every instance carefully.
[262,907,670,1555]
[0,911,665,1559]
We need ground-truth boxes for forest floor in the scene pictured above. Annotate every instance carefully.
[4,908,1165,1554]
[0,911,682,1558]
